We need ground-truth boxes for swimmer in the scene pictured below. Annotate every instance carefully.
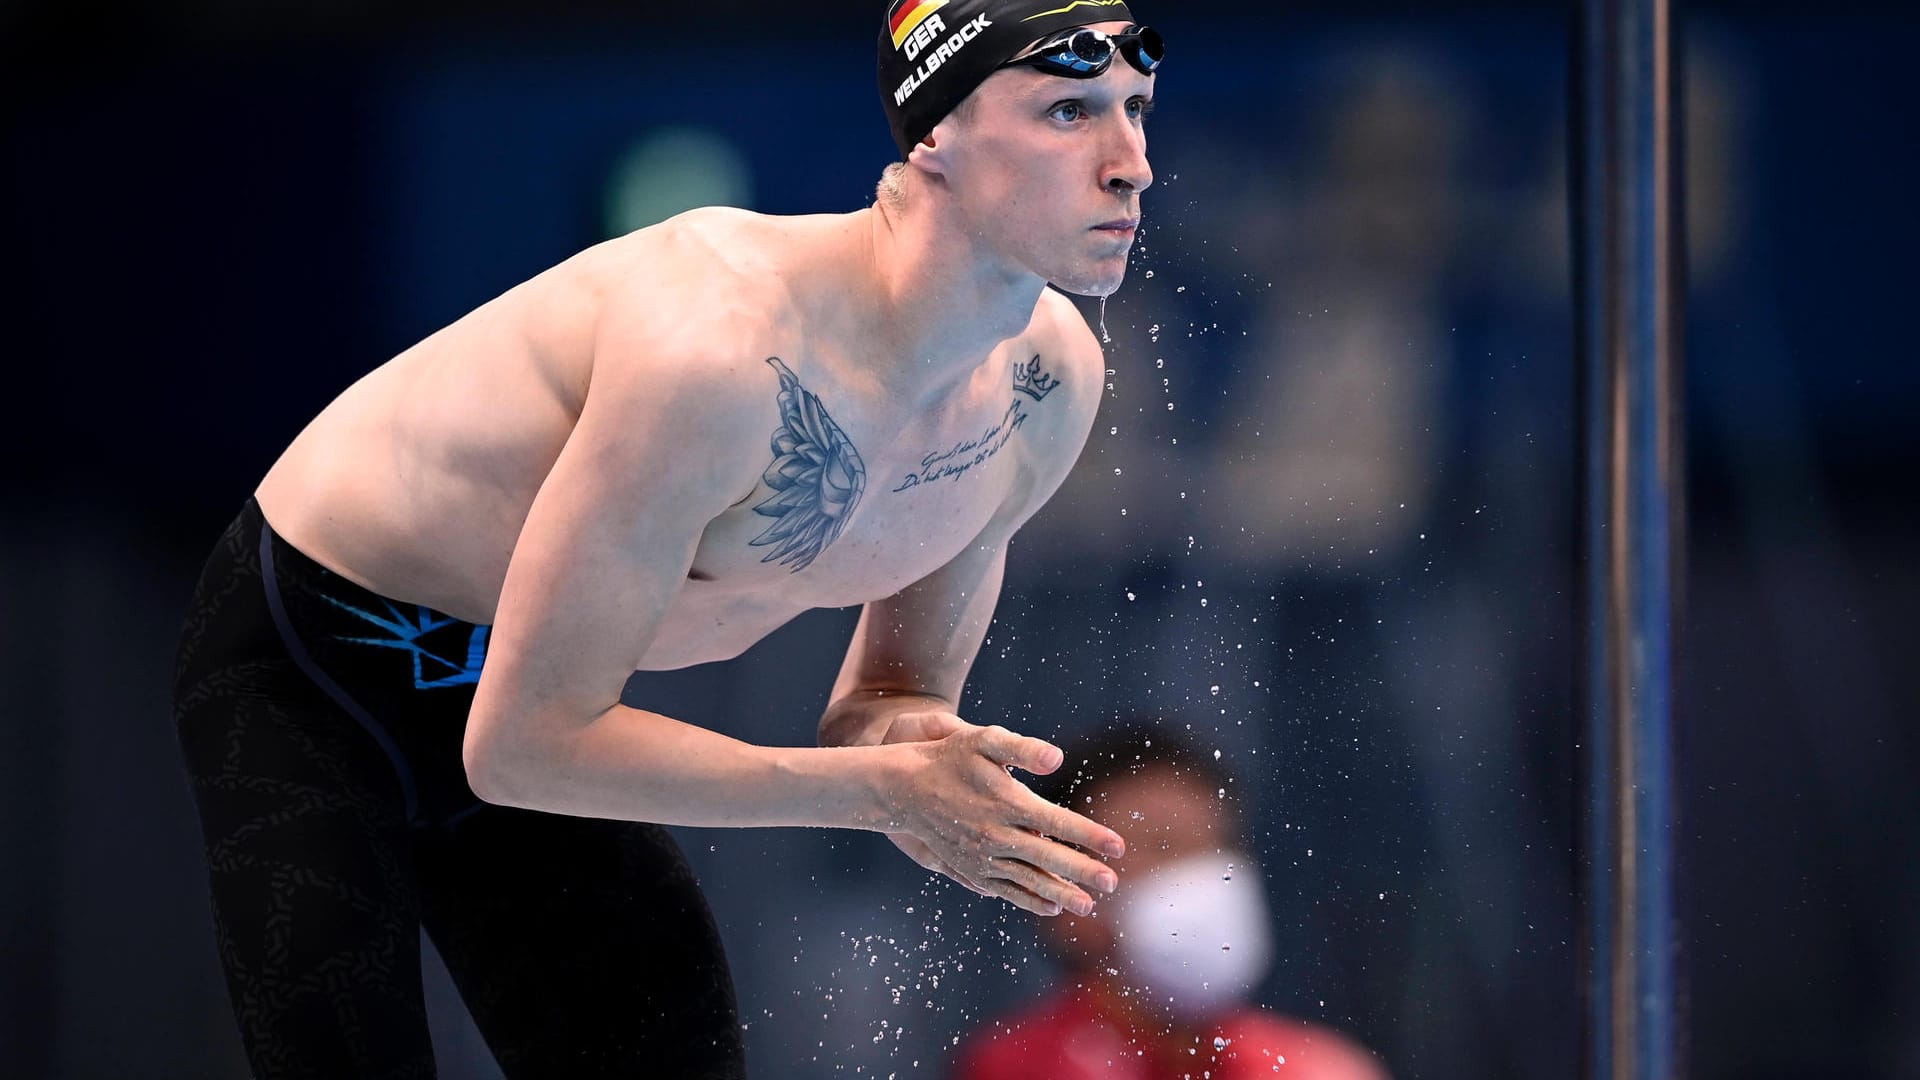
[171,2,1163,1076]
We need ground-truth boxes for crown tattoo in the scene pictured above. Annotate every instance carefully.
[1013,355,1060,401]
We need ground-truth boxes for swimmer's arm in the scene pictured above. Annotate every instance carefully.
[462,301,899,831]
[818,521,1012,750]
[821,290,1106,748]
[817,306,1115,907]
[467,291,1119,917]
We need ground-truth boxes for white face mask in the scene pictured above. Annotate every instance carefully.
[1112,850,1274,1022]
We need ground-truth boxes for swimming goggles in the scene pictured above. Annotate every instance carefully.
[999,24,1165,80]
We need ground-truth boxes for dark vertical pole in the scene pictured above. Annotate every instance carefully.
[1573,0,1684,1077]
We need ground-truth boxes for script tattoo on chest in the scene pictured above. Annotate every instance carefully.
[891,355,1062,493]
[749,357,867,572]
[892,400,1029,492]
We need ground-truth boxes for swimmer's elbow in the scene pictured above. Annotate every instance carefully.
[465,689,621,808]
[463,723,553,808]
[463,738,521,807]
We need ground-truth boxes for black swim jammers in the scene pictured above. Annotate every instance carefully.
[171,498,745,1078]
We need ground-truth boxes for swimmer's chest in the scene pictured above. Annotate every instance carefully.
[684,389,1040,607]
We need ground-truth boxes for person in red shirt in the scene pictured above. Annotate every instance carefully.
[952,725,1390,1080]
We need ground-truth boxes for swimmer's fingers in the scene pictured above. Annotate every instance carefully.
[984,856,1093,917]
[976,869,1069,917]
[894,815,1085,913]
[1020,798,1127,863]
[938,833,1082,915]
[947,868,994,898]
[894,730,1106,911]
[975,725,1065,777]
[1000,825,1119,900]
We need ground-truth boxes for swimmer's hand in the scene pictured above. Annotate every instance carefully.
[883,722,1124,918]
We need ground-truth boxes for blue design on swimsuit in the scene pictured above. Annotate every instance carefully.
[322,595,490,690]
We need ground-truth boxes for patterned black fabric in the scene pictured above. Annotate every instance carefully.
[172,499,746,1078]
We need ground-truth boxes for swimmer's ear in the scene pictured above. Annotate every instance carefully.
[907,125,954,178]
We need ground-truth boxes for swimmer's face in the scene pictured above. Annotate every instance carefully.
[935,21,1155,296]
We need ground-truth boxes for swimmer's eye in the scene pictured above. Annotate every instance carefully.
[1128,97,1155,121]
[1048,101,1088,123]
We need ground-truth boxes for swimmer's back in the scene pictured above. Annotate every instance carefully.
[255,208,835,624]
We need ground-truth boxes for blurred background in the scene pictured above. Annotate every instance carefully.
[4,0,1915,1077]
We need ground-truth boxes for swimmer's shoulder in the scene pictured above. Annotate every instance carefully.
[992,287,1105,523]
[639,205,843,276]
[590,209,802,350]
[1023,286,1107,432]
[576,215,796,463]
[605,207,793,297]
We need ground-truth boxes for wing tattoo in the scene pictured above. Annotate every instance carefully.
[749,357,867,571]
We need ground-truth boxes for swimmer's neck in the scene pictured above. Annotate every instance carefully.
[860,199,1048,398]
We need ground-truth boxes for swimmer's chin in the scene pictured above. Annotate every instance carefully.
[1049,268,1132,298]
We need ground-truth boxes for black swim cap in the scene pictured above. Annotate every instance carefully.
[877,0,1137,159]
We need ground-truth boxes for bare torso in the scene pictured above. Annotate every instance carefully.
[257,207,1088,671]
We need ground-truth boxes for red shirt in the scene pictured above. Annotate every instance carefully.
[952,985,1390,1080]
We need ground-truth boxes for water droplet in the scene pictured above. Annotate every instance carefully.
[1214,1036,1230,1050]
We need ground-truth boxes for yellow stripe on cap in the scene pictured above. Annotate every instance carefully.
[1021,0,1129,21]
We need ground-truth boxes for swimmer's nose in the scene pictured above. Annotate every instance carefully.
[1100,117,1152,196]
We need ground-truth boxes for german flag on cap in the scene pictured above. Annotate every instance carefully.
[888,0,949,50]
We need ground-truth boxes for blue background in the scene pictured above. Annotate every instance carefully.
[3,2,1915,1076]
